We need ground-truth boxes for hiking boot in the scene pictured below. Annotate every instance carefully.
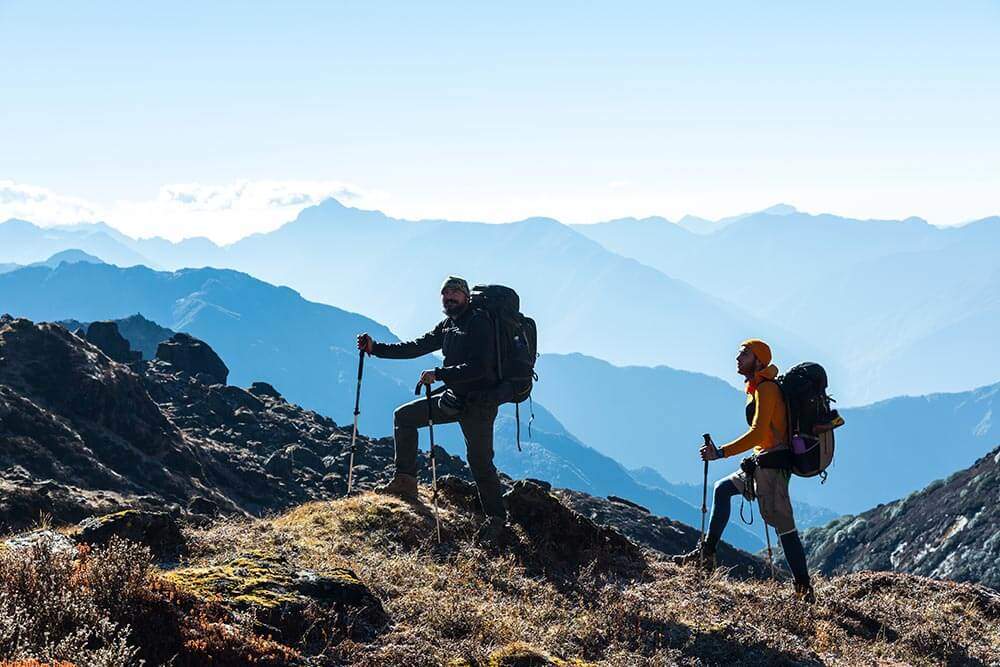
[475,515,510,545]
[794,581,816,604]
[375,473,418,500]
[671,542,716,571]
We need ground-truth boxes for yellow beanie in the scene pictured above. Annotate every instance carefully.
[741,339,772,367]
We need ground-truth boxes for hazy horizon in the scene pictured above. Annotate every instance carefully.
[2,191,995,245]
[3,2,998,241]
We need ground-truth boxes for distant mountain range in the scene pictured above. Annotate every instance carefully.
[572,208,1000,404]
[0,206,822,393]
[4,202,997,405]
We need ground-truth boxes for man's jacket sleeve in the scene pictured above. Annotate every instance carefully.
[435,312,493,385]
[720,382,780,458]
[371,324,443,360]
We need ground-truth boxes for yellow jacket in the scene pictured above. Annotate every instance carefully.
[720,364,788,458]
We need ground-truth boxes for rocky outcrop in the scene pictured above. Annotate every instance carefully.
[504,479,645,574]
[164,551,387,645]
[73,509,184,556]
[0,317,212,531]
[84,321,141,364]
[559,488,767,578]
[155,332,229,384]
[0,316,472,531]
[802,444,1000,590]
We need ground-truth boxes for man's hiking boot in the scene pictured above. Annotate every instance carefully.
[475,515,510,545]
[794,581,816,604]
[671,542,716,572]
[376,473,418,500]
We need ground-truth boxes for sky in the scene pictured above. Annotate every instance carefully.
[1,1,998,242]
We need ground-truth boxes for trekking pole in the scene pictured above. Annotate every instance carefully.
[760,503,775,579]
[417,381,442,543]
[700,434,712,543]
[346,349,365,495]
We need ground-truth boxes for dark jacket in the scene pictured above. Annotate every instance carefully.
[371,307,497,396]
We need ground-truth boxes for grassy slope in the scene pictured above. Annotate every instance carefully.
[172,492,999,666]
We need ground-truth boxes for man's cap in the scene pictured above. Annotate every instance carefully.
[440,275,470,297]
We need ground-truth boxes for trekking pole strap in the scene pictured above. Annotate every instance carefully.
[515,402,522,452]
[527,396,535,439]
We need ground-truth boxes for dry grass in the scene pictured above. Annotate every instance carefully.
[178,491,1000,666]
[2,490,996,665]
[0,537,299,666]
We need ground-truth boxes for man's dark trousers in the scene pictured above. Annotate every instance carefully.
[393,396,504,518]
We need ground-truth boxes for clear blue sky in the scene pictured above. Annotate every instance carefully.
[2,1,998,240]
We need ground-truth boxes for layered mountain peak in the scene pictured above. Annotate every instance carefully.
[760,203,798,216]
[34,248,106,267]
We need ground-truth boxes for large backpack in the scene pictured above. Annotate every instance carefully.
[470,285,538,449]
[774,362,841,480]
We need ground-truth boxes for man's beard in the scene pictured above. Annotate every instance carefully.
[443,300,466,317]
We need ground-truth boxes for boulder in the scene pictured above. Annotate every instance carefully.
[607,495,650,513]
[504,479,645,575]
[3,529,78,556]
[266,444,326,476]
[265,449,295,477]
[287,444,325,472]
[187,496,220,517]
[85,321,141,364]
[437,474,483,514]
[249,381,282,399]
[73,509,184,555]
[163,551,387,643]
[155,332,229,385]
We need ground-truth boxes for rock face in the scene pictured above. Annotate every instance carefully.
[802,445,1000,590]
[155,332,229,385]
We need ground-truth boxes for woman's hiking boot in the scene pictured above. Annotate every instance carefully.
[671,542,716,572]
[376,473,418,500]
[794,581,816,604]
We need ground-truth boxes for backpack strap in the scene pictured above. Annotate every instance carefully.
[759,377,794,441]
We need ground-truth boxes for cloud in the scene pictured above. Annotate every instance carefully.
[0,179,376,244]
[0,180,101,224]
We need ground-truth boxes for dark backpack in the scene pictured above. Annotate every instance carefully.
[775,362,840,480]
[470,285,538,449]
